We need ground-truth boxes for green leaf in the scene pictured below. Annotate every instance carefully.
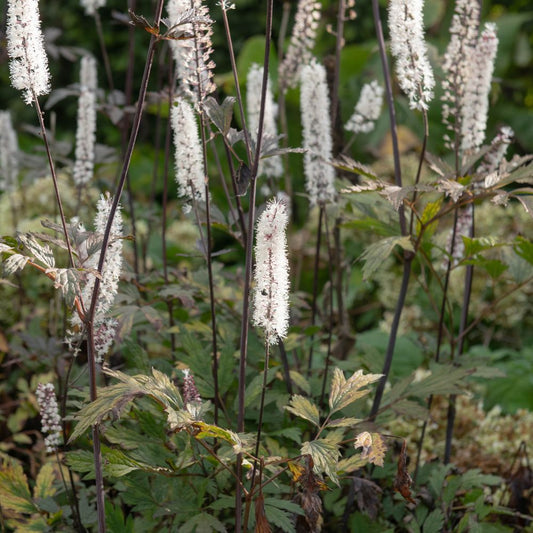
[326,417,362,428]
[408,364,474,399]
[417,199,443,238]
[423,509,445,533]
[0,460,36,514]
[329,368,382,415]
[360,236,414,281]
[513,235,533,265]
[284,395,320,427]
[301,439,341,485]
[462,236,499,258]
[179,512,227,532]
[464,257,508,279]
[288,370,311,395]
[264,504,295,533]
[33,462,56,500]
[204,96,236,136]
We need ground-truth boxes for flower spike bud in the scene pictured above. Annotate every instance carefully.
[80,0,106,16]
[73,55,98,187]
[36,383,62,453]
[246,63,283,179]
[477,126,513,177]
[388,0,435,111]
[253,199,290,345]
[279,0,322,91]
[171,97,206,204]
[300,60,336,206]
[6,0,51,105]
[460,23,499,152]
[345,80,384,134]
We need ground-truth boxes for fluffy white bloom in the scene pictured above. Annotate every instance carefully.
[0,111,19,192]
[278,0,322,91]
[167,0,216,103]
[171,97,206,203]
[36,383,62,453]
[441,0,480,148]
[253,199,290,345]
[345,80,384,134]
[478,125,513,177]
[73,56,98,187]
[6,0,51,105]
[460,23,498,152]
[80,0,105,16]
[70,194,123,361]
[388,0,435,111]
[246,63,283,179]
[300,60,336,206]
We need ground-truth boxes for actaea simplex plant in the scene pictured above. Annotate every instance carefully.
[1,0,532,530]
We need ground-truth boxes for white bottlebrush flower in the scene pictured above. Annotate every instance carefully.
[6,0,51,105]
[253,199,290,345]
[167,0,216,103]
[441,0,480,148]
[73,55,98,187]
[345,80,384,134]
[278,0,322,91]
[300,60,336,206]
[460,23,498,152]
[0,111,19,192]
[246,63,283,179]
[388,0,435,111]
[36,383,62,453]
[80,0,106,16]
[171,97,206,203]
[70,194,123,361]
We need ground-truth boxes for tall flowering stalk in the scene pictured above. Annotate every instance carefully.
[246,63,283,180]
[70,194,123,361]
[0,111,19,193]
[36,383,62,453]
[460,24,498,152]
[6,0,51,105]
[388,0,435,111]
[73,55,98,187]
[167,0,216,104]
[300,60,336,207]
[345,80,384,135]
[278,0,322,91]
[252,199,290,345]
[441,0,480,151]
[171,97,206,203]
[478,126,513,178]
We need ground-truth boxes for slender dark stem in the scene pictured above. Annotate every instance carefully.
[278,340,293,395]
[220,5,253,166]
[320,211,335,405]
[306,206,324,377]
[414,210,459,481]
[369,257,413,419]
[371,0,406,235]
[235,1,274,530]
[93,11,114,93]
[330,0,345,130]
[32,97,75,268]
[84,4,165,531]
[444,207,475,463]
[409,111,429,235]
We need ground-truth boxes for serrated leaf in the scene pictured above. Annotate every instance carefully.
[288,371,311,394]
[337,454,368,473]
[417,199,443,238]
[423,509,445,533]
[326,417,362,428]
[18,233,55,268]
[194,422,245,454]
[0,460,36,514]
[513,236,533,265]
[333,156,379,180]
[179,512,227,533]
[464,257,508,279]
[284,395,320,427]
[50,268,82,307]
[301,439,341,484]
[33,463,56,500]
[437,179,465,202]
[360,236,414,281]
[390,399,428,419]
[462,236,499,258]
[264,504,294,533]
[329,368,382,415]
[408,364,474,399]
[4,253,29,274]
[204,96,236,135]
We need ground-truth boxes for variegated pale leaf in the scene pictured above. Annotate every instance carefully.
[329,368,382,415]
[0,243,13,253]
[18,233,55,268]
[50,268,82,307]
[301,439,341,485]
[4,254,29,275]
[284,395,320,427]
[437,179,465,203]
